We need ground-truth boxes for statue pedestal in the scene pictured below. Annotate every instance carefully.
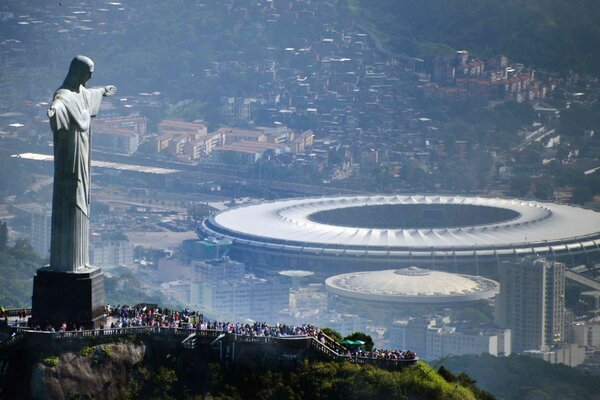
[31,266,106,329]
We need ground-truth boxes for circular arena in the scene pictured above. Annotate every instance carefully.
[325,267,499,305]
[198,195,600,274]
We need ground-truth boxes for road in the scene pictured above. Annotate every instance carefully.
[565,270,600,291]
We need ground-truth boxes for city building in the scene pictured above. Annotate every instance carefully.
[523,344,586,367]
[425,326,511,360]
[221,96,262,122]
[166,136,187,157]
[212,141,289,164]
[260,126,294,144]
[12,203,51,258]
[389,317,511,360]
[200,131,225,155]
[182,238,232,261]
[157,119,208,138]
[291,130,314,153]
[95,115,147,136]
[495,257,566,352]
[190,258,289,322]
[94,128,140,155]
[389,318,432,356]
[214,127,266,145]
[572,318,600,349]
[89,239,135,268]
[154,134,173,153]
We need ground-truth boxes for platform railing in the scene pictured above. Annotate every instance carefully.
[5,326,418,368]
[2,308,32,317]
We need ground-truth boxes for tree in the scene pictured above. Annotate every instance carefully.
[343,332,375,351]
[321,327,343,343]
[510,175,531,197]
[572,185,592,205]
[0,221,7,251]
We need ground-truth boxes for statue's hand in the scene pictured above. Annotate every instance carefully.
[104,85,117,97]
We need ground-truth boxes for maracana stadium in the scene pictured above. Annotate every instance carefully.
[197,195,600,275]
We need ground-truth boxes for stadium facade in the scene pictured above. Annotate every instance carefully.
[197,195,600,275]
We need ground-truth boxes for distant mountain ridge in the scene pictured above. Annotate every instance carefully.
[348,0,600,74]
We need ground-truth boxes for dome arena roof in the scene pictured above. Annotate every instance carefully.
[199,195,600,260]
[325,267,499,303]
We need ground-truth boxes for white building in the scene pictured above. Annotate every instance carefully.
[12,203,51,258]
[495,257,566,352]
[193,258,245,281]
[425,326,511,360]
[94,128,140,155]
[523,344,586,367]
[89,240,135,268]
[190,258,289,321]
[572,318,600,349]
[389,318,510,360]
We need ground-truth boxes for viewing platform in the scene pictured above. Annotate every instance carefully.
[0,308,418,370]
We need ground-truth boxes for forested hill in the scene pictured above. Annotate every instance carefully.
[348,0,600,74]
[441,354,600,400]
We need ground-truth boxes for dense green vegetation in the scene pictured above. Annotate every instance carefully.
[441,354,600,400]
[349,0,600,74]
[6,339,492,399]
[131,359,484,400]
[343,331,375,351]
[0,242,165,308]
[0,153,31,198]
[103,267,167,307]
[0,239,42,308]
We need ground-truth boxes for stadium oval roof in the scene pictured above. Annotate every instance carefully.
[199,195,600,259]
[325,267,499,303]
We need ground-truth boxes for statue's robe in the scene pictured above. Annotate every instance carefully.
[49,85,104,272]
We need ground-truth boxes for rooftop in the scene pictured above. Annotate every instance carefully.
[204,195,600,256]
[325,267,499,303]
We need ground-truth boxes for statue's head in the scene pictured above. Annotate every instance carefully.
[63,55,95,88]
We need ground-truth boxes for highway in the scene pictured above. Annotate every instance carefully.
[565,270,600,291]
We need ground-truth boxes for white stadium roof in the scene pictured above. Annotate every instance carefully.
[199,195,600,260]
[325,266,499,303]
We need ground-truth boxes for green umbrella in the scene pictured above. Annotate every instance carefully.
[341,339,354,345]
[353,340,366,345]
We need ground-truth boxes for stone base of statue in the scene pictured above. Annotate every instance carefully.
[31,266,106,329]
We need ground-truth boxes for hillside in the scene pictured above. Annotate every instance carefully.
[0,242,166,309]
[441,354,600,400]
[2,339,490,400]
[348,0,600,74]
[0,241,42,308]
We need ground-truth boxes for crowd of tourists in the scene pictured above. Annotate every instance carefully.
[105,304,200,329]
[346,348,416,361]
[14,304,416,362]
[104,304,416,361]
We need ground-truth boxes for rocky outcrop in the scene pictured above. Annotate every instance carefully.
[30,343,144,400]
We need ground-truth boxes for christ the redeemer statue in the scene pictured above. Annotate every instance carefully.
[48,55,116,272]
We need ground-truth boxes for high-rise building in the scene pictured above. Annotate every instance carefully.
[190,258,289,321]
[390,317,510,360]
[12,203,52,258]
[425,326,511,360]
[572,318,600,349]
[89,240,135,268]
[495,257,566,352]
